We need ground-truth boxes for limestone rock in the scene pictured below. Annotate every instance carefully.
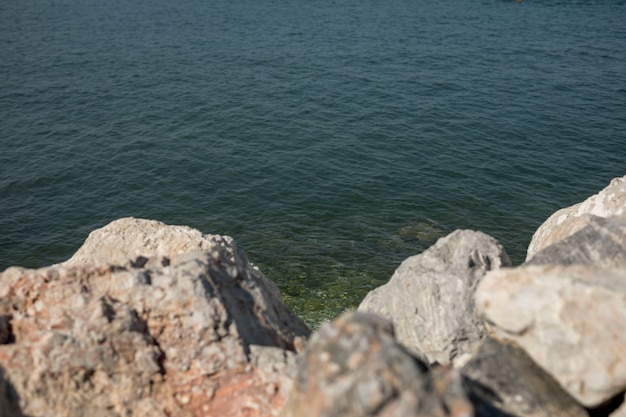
[461,338,588,417]
[63,216,283,302]
[280,311,474,417]
[64,217,232,266]
[0,247,310,416]
[476,265,626,407]
[527,175,626,260]
[358,230,511,366]
[525,214,626,268]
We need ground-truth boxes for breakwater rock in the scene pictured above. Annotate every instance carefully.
[358,229,511,366]
[526,175,626,260]
[0,174,625,416]
[0,236,309,416]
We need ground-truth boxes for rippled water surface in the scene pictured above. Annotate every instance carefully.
[1,0,625,326]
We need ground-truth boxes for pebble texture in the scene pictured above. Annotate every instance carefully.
[0,247,309,416]
[280,311,474,417]
[527,175,626,260]
[476,265,626,407]
[358,230,511,366]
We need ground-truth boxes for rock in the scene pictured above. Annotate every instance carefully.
[280,311,474,417]
[525,214,626,268]
[64,217,231,266]
[527,175,626,261]
[358,230,511,366]
[0,247,310,416]
[63,217,283,304]
[461,338,588,417]
[476,264,626,407]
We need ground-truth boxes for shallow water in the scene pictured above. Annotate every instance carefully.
[1,0,625,326]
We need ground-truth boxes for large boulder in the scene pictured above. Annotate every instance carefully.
[527,175,626,261]
[280,311,474,417]
[0,246,310,416]
[475,264,626,407]
[358,230,511,366]
[525,214,626,268]
[461,338,588,417]
[64,217,233,266]
[63,217,282,300]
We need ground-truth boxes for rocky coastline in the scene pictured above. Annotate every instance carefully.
[0,175,625,417]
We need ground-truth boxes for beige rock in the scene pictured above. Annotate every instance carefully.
[525,214,626,268]
[527,175,626,260]
[63,217,282,299]
[476,264,626,407]
[64,217,231,266]
[0,246,310,416]
[358,230,511,366]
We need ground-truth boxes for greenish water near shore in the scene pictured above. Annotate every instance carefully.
[1,0,625,327]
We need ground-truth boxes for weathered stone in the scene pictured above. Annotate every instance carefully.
[461,338,588,417]
[358,230,511,366]
[0,246,310,416]
[527,175,626,261]
[525,214,626,268]
[64,217,233,266]
[280,311,474,417]
[476,265,626,407]
[63,217,283,309]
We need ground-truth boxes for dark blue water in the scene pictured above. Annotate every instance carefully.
[1,0,625,325]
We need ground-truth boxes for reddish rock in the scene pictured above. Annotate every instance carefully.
[0,245,309,416]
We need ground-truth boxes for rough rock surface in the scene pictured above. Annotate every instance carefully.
[476,264,626,407]
[280,311,474,417]
[525,214,626,268]
[358,230,511,366]
[64,217,232,266]
[0,247,310,416]
[527,175,626,260]
[461,338,588,417]
[63,217,282,301]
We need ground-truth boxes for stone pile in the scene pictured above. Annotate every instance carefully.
[0,175,624,416]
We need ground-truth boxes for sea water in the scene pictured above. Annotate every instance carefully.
[1,0,625,326]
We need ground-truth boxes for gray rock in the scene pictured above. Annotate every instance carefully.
[0,247,310,417]
[527,175,626,261]
[280,311,474,417]
[476,265,626,407]
[461,338,588,417]
[525,214,626,268]
[359,230,511,366]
